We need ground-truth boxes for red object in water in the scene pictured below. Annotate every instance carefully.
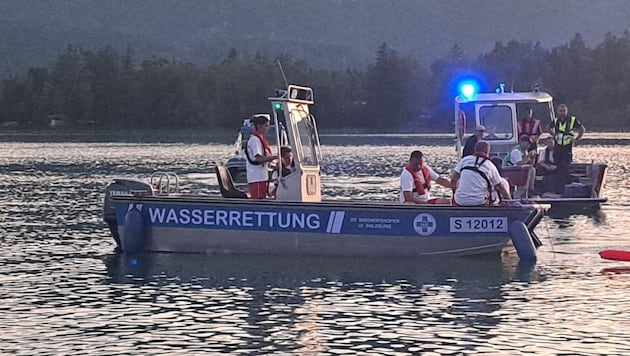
[599,250,630,261]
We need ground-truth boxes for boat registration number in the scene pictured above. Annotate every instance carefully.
[449,217,508,232]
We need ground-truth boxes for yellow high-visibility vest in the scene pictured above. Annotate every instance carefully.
[555,116,576,146]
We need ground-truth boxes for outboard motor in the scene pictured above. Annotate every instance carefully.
[102,178,154,248]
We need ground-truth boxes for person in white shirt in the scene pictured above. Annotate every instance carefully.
[245,115,278,199]
[451,141,511,206]
[502,134,537,196]
[400,150,451,204]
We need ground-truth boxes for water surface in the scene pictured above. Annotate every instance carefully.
[0,136,629,355]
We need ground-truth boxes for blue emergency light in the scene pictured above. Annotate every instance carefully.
[459,81,477,99]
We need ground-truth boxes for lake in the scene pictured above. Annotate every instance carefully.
[0,134,629,355]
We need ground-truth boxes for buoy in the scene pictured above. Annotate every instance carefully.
[509,221,537,261]
[121,207,144,253]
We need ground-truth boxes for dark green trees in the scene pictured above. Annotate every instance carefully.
[2,33,630,131]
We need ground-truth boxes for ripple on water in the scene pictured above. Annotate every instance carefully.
[1,141,630,354]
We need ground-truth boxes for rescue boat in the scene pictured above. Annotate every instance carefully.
[103,85,548,260]
[454,82,607,213]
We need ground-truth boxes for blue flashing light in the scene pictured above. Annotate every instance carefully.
[459,82,477,99]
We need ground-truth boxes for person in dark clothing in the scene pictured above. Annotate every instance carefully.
[535,134,560,193]
[551,104,585,190]
[279,145,294,177]
[462,125,485,157]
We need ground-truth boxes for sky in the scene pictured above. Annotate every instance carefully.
[1,0,629,69]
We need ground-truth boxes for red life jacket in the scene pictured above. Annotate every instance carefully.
[405,164,431,195]
[245,131,273,165]
[250,131,273,156]
[518,119,541,136]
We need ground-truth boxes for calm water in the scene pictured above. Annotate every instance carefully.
[1,136,629,355]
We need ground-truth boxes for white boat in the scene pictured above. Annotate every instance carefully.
[454,82,607,212]
[102,85,549,261]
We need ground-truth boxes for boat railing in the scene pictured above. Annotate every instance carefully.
[150,172,180,195]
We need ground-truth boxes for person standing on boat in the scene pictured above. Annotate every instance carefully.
[451,141,511,206]
[245,115,278,199]
[462,125,485,157]
[551,104,585,189]
[400,150,451,204]
[517,106,542,152]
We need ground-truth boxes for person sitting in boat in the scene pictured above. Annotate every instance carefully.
[462,125,485,157]
[517,106,542,152]
[245,115,278,199]
[270,146,295,198]
[535,133,560,193]
[400,150,451,204]
[451,141,511,206]
[278,145,295,177]
[502,134,538,197]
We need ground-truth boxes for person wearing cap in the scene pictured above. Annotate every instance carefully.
[400,150,452,204]
[245,115,278,199]
[462,125,485,157]
[535,133,559,193]
[502,134,537,197]
[551,104,585,188]
[451,141,511,206]
[518,106,542,152]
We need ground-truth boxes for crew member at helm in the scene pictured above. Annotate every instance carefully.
[245,115,278,199]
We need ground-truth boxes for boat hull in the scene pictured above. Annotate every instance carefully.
[110,196,546,258]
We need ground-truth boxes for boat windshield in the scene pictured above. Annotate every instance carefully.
[479,105,514,140]
[294,114,319,167]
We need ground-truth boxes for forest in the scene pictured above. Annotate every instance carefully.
[2,32,630,132]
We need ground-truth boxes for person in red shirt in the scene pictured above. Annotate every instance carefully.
[517,106,542,152]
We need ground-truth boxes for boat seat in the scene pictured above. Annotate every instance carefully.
[502,166,533,198]
[215,165,249,199]
[502,166,529,187]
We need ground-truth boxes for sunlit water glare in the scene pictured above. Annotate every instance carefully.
[0,137,629,355]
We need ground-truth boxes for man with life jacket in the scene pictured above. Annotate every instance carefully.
[517,106,543,152]
[245,115,278,199]
[551,104,585,189]
[535,133,559,193]
[462,125,485,157]
[502,134,538,198]
[400,150,452,204]
[451,141,511,206]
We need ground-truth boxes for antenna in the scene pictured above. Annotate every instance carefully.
[277,60,288,88]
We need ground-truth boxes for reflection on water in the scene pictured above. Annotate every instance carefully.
[1,138,630,354]
[101,253,535,354]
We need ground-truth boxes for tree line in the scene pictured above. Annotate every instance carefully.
[2,31,630,132]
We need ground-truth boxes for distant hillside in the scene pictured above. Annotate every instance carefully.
[0,21,370,73]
